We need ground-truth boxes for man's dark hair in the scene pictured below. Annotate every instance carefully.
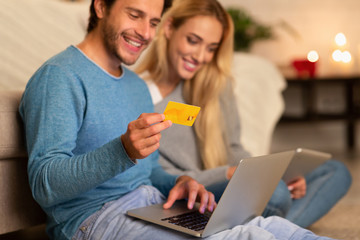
[87,0,173,33]
[163,0,173,13]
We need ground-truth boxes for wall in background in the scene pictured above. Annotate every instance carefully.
[220,0,360,77]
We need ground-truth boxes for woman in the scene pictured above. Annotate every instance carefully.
[136,0,352,228]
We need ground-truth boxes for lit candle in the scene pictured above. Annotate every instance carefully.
[330,33,353,75]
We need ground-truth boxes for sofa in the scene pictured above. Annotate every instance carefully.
[0,0,286,237]
[0,91,47,235]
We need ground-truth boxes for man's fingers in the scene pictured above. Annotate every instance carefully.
[130,119,172,140]
[164,176,199,210]
[197,190,209,214]
[175,176,201,210]
[147,120,172,136]
[186,185,198,210]
[131,133,161,152]
[132,113,166,129]
[163,188,180,209]
[131,122,171,157]
[136,142,161,159]
[122,113,172,160]
[163,176,216,215]
[207,192,216,212]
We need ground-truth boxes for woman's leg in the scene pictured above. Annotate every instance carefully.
[285,160,352,227]
[262,180,292,218]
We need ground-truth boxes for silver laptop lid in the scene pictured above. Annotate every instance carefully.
[202,150,294,237]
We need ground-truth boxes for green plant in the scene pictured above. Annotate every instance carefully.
[227,7,273,52]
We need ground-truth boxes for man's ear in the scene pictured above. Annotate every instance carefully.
[94,0,106,19]
[164,18,174,40]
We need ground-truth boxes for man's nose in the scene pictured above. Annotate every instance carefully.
[135,21,152,41]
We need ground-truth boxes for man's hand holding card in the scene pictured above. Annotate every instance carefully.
[163,101,201,126]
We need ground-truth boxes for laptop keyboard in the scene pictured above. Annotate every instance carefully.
[161,211,211,232]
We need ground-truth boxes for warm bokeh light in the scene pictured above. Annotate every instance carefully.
[342,51,352,63]
[335,32,347,46]
[332,50,342,62]
[332,49,352,63]
[307,50,319,62]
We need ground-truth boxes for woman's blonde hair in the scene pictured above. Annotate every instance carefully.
[136,0,234,169]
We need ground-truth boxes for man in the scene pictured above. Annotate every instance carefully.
[19,0,333,239]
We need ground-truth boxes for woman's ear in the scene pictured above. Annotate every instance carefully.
[164,18,174,40]
[94,0,106,19]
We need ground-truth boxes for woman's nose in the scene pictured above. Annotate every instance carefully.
[193,47,207,63]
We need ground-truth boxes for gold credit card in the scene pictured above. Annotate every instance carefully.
[163,101,201,126]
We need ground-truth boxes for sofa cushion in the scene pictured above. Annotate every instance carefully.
[232,52,286,156]
[0,91,27,160]
[0,0,89,91]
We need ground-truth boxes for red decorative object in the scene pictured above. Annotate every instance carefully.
[292,59,317,78]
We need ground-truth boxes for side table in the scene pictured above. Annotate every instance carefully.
[281,75,360,150]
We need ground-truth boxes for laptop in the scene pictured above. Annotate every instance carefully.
[127,150,294,238]
[282,148,332,183]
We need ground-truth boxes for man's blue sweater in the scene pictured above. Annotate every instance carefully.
[19,46,177,240]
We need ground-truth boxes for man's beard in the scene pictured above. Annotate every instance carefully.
[102,20,140,66]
